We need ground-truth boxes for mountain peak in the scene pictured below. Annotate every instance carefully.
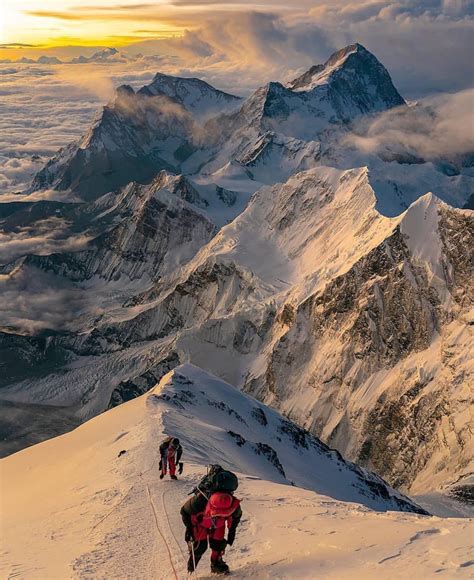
[233,44,405,140]
[94,47,118,57]
[289,43,405,109]
[139,71,240,100]
[289,43,364,90]
[324,42,368,68]
[136,72,242,119]
[399,192,447,287]
[115,84,135,98]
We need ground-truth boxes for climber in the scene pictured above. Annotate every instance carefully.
[159,436,183,480]
[181,466,241,575]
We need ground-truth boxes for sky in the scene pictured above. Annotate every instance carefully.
[1,1,473,99]
[0,1,472,94]
[2,1,473,52]
[0,1,473,195]
[1,0,187,50]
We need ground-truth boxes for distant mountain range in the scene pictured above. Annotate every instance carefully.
[0,47,145,65]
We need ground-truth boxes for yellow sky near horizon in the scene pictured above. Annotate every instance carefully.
[0,0,192,57]
[0,0,303,59]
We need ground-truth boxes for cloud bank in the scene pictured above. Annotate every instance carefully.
[347,89,474,162]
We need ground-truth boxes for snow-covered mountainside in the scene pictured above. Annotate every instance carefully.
[30,75,242,200]
[138,72,242,120]
[21,177,217,285]
[62,169,469,495]
[3,365,473,580]
[288,43,404,108]
[221,43,405,143]
[146,365,425,512]
[1,43,473,502]
[242,193,473,494]
[28,42,473,212]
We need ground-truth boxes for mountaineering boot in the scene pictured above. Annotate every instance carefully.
[211,559,230,575]
[171,474,178,480]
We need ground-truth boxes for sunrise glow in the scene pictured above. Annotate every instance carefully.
[1,0,188,56]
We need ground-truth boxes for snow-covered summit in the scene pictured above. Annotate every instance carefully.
[399,192,446,286]
[93,47,119,58]
[202,43,407,174]
[70,47,122,64]
[138,72,242,119]
[289,43,405,113]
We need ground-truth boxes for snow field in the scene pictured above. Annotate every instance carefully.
[2,365,472,579]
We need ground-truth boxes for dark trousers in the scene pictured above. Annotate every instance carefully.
[189,537,226,568]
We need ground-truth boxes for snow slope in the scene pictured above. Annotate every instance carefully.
[2,365,472,580]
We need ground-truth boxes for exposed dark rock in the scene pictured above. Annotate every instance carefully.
[449,484,474,504]
[254,442,286,477]
[108,352,180,407]
[278,419,309,449]
[228,431,246,447]
[251,407,268,426]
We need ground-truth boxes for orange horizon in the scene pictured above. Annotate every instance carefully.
[0,1,198,58]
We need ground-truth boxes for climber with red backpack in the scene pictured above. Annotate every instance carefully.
[180,465,242,575]
[159,436,183,480]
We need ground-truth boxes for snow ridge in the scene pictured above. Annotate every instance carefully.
[4,364,474,580]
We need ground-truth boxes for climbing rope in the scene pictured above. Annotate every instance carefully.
[146,483,180,580]
[161,485,188,564]
[89,448,161,536]
[87,442,187,579]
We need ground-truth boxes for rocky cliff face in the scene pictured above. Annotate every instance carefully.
[31,77,241,200]
[242,197,473,493]
[23,178,217,284]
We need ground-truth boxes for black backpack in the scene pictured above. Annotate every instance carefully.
[192,464,238,498]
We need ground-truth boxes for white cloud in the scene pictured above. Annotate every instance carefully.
[0,221,92,265]
[346,89,474,162]
[0,61,160,196]
[0,266,98,333]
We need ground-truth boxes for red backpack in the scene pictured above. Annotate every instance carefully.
[206,492,240,517]
[198,492,240,532]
